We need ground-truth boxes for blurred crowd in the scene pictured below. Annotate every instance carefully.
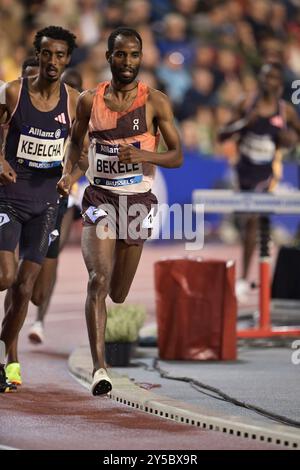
[1,0,300,162]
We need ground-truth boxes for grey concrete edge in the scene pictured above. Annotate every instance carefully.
[68,346,300,450]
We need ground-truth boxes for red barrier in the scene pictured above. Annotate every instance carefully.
[154,258,237,361]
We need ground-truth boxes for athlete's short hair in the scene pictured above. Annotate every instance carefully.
[21,57,39,75]
[34,26,77,55]
[61,68,83,92]
[107,27,143,54]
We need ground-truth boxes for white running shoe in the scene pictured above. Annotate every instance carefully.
[91,368,112,396]
[235,279,250,304]
[28,321,44,344]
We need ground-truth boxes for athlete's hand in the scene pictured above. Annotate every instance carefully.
[118,144,144,164]
[278,128,299,148]
[57,174,72,196]
[0,160,17,184]
[268,177,279,192]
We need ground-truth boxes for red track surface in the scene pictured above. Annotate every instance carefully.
[0,243,277,450]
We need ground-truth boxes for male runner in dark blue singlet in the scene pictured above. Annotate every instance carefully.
[4,63,85,386]
[219,63,300,301]
[0,26,82,392]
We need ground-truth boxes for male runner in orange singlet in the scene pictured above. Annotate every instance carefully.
[58,27,183,395]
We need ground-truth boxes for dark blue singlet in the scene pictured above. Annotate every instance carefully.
[236,97,286,190]
[0,77,71,203]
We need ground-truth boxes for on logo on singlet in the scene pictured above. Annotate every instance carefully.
[133,119,139,131]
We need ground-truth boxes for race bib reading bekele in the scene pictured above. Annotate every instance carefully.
[91,141,143,187]
[17,125,67,169]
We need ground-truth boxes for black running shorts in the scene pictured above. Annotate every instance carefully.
[0,198,58,265]
[46,196,68,259]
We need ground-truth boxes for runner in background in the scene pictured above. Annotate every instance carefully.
[219,63,300,303]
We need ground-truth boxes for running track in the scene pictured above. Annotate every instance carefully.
[0,242,278,450]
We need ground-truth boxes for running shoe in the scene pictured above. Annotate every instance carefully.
[5,362,22,386]
[0,365,17,393]
[28,321,44,344]
[91,368,112,396]
[235,278,250,304]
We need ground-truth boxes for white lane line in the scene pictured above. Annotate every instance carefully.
[0,444,20,450]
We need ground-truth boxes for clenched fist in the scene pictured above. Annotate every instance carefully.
[0,160,17,185]
[118,144,144,164]
[57,174,72,197]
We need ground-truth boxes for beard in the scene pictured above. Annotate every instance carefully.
[111,64,139,84]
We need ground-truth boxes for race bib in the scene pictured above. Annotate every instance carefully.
[91,141,143,188]
[17,125,67,169]
[240,132,275,164]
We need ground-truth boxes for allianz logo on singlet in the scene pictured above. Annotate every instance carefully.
[96,141,140,156]
[98,143,119,156]
[28,127,62,139]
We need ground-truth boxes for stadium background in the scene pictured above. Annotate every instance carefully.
[1,0,300,241]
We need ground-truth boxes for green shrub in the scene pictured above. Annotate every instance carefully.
[105,305,146,343]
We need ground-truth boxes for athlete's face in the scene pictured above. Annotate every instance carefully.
[107,35,142,84]
[38,37,71,82]
[259,65,283,96]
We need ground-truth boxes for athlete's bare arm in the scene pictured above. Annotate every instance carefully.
[118,89,182,168]
[218,97,252,142]
[64,85,89,183]
[0,81,7,123]
[286,103,300,134]
[278,103,300,148]
[269,149,283,191]
[57,89,94,196]
[0,81,21,184]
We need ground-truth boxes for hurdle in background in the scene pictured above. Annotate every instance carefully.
[192,190,300,338]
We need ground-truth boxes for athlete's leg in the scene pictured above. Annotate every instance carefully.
[29,200,67,342]
[5,284,22,384]
[59,206,75,251]
[32,206,75,317]
[31,203,73,313]
[0,218,21,366]
[0,203,22,292]
[110,241,143,303]
[0,251,17,291]
[241,215,258,280]
[5,289,18,364]
[0,253,17,392]
[31,257,58,319]
[4,250,20,366]
[1,259,41,354]
[81,225,115,373]
[241,179,271,280]
[3,202,57,360]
